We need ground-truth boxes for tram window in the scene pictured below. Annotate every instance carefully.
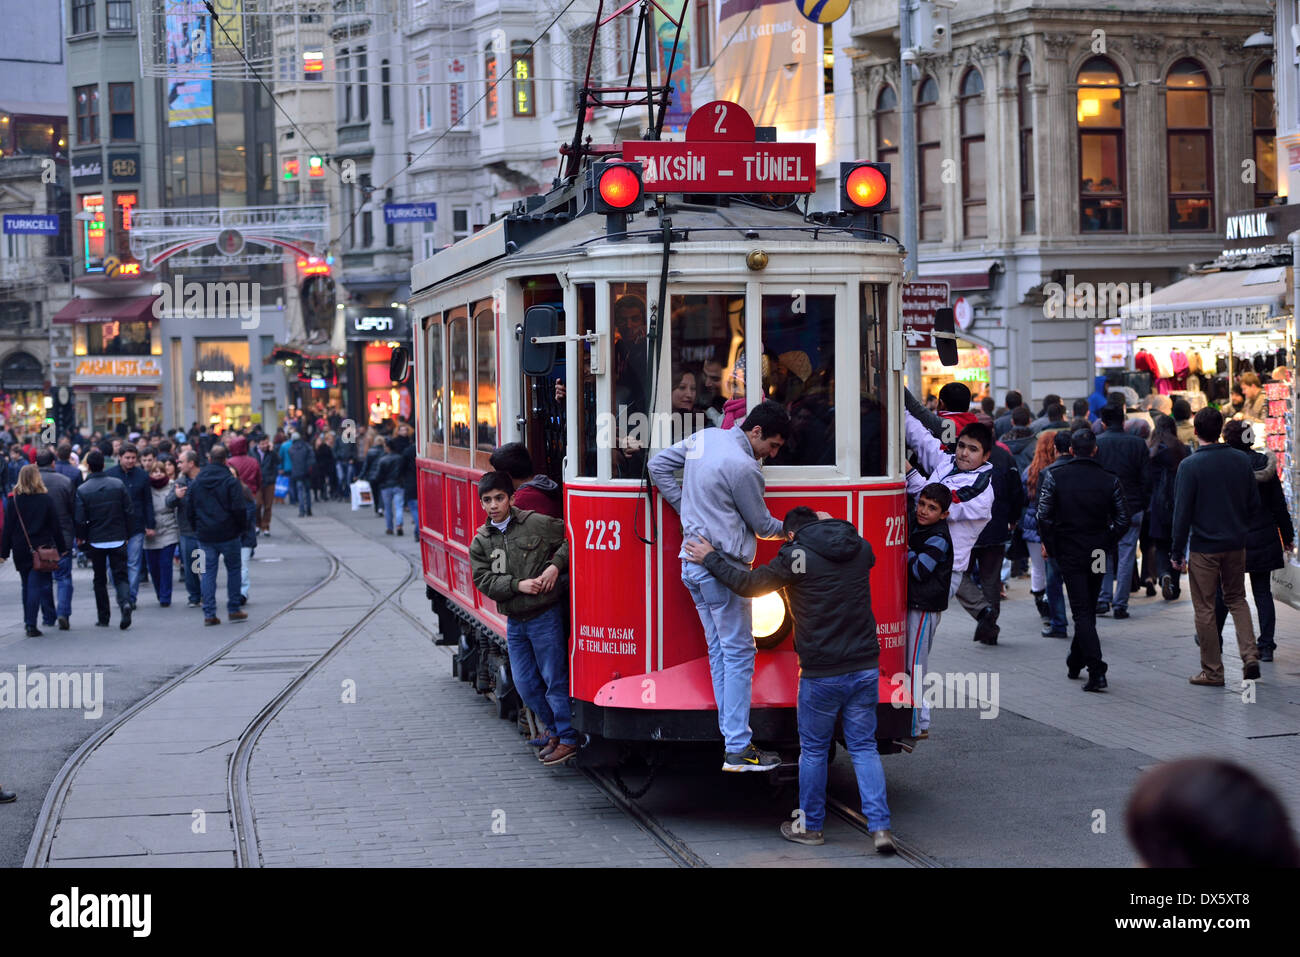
[859,283,889,477]
[610,281,650,478]
[669,294,744,443]
[575,283,598,478]
[449,310,470,449]
[474,303,496,452]
[427,315,445,446]
[761,294,836,466]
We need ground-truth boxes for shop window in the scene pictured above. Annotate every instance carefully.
[75,85,99,144]
[80,193,106,271]
[80,320,152,356]
[1078,57,1126,232]
[875,85,899,238]
[448,309,470,449]
[1018,58,1036,233]
[113,191,137,258]
[475,303,496,452]
[917,77,941,242]
[762,293,836,467]
[1252,63,1276,207]
[859,284,889,477]
[960,68,986,238]
[1166,59,1213,231]
[194,340,252,433]
[512,41,535,117]
[484,43,499,121]
[426,315,444,446]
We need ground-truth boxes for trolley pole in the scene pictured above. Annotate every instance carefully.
[899,0,922,390]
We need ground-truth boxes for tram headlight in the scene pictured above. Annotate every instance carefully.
[840,162,890,213]
[752,591,791,650]
[594,162,643,212]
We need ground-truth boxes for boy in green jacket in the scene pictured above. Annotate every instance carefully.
[469,472,575,765]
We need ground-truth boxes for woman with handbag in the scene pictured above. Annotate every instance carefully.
[143,460,179,607]
[0,465,68,637]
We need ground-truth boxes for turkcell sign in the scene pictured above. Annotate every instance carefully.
[3,214,60,235]
[384,202,437,224]
[621,142,817,193]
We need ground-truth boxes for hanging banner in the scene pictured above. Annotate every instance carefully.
[166,0,214,127]
[714,0,820,141]
[653,7,692,130]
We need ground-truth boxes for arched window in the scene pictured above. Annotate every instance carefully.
[1077,56,1125,232]
[1253,63,1276,207]
[875,85,899,237]
[960,69,985,237]
[917,76,941,241]
[1167,59,1213,231]
[1018,58,1035,233]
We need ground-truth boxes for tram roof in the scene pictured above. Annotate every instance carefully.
[411,200,901,295]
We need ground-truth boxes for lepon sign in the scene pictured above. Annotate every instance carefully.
[621,100,816,193]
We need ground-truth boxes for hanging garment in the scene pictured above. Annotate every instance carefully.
[1135,350,1160,377]
[1171,350,1190,390]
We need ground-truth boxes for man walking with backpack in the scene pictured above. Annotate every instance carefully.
[185,444,249,626]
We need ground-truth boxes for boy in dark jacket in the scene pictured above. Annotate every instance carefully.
[683,507,896,855]
[468,472,574,766]
[904,483,954,739]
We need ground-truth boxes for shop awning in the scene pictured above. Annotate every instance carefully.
[1119,266,1288,335]
[918,258,999,290]
[52,295,160,324]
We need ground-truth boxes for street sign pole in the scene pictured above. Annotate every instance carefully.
[899,0,922,391]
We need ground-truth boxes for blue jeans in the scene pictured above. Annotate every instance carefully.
[1101,510,1143,610]
[798,668,890,833]
[1044,556,1068,632]
[21,567,54,628]
[681,559,755,754]
[286,474,297,505]
[405,493,418,532]
[335,460,354,494]
[506,604,574,744]
[39,552,74,623]
[109,532,145,605]
[179,534,202,604]
[199,538,243,618]
[144,544,176,605]
[381,487,405,531]
[294,478,312,515]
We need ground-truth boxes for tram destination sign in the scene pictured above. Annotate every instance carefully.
[620,99,816,193]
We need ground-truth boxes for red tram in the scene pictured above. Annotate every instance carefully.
[401,94,926,764]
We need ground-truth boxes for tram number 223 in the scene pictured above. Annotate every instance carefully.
[584,519,623,551]
[883,515,906,547]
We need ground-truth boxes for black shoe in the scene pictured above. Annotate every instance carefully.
[1160,575,1177,601]
[239,595,248,606]
[95,619,110,627]
[1032,591,1050,620]
[25,626,42,637]
[1113,607,1129,620]
[0,788,14,803]
[1041,628,1069,639]
[1144,580,1157,597]
[1082,673,1108,693]
[397,527,404,536]
[1095,603,1111,617]
[57,617,69,631]
[119,606,132,630]
[1259,647,1275,662]
[1243,661,1261,680]
[1067,666,1083,680]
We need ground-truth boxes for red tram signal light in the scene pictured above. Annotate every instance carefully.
[841,162,890,212]
[594,163,642,212]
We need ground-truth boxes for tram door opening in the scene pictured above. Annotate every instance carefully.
[521,275,567,486]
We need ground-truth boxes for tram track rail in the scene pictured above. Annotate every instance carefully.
[825,794,942,868]
[580,768,709,868]
[23,541,343,868]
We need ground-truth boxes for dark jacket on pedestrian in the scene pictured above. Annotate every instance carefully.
[469,507,569,621]
[1243,450,1294,573]
[1096,424,1151,514]
[75,471,134,544]
[400,442,419,499]
[1003,427,1037,473]
[1147,441,1187,542]
[185,462,248,543]
[312,441,335,488]
[54,460,82,491]
[1037,457,1130,561]
[254,446,278,488]
[333,433,357,463]
[287,437,316,480]
[238,481,258,550]
[166,472,196,537]
[360,445,384,483]
[702,518,879,678]
[1171,444,1259,557]
[37,466,76,553]
[372,450,404,490]
[974,444,1025,548]
[907,516,953,612]
[1,491,67,571]
[106,463,155,535]
[226,435,262,497]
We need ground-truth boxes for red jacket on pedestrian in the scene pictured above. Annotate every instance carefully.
[226,435,262,497]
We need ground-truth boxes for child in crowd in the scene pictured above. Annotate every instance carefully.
[905,483,954,740]
[468,471,575,766]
